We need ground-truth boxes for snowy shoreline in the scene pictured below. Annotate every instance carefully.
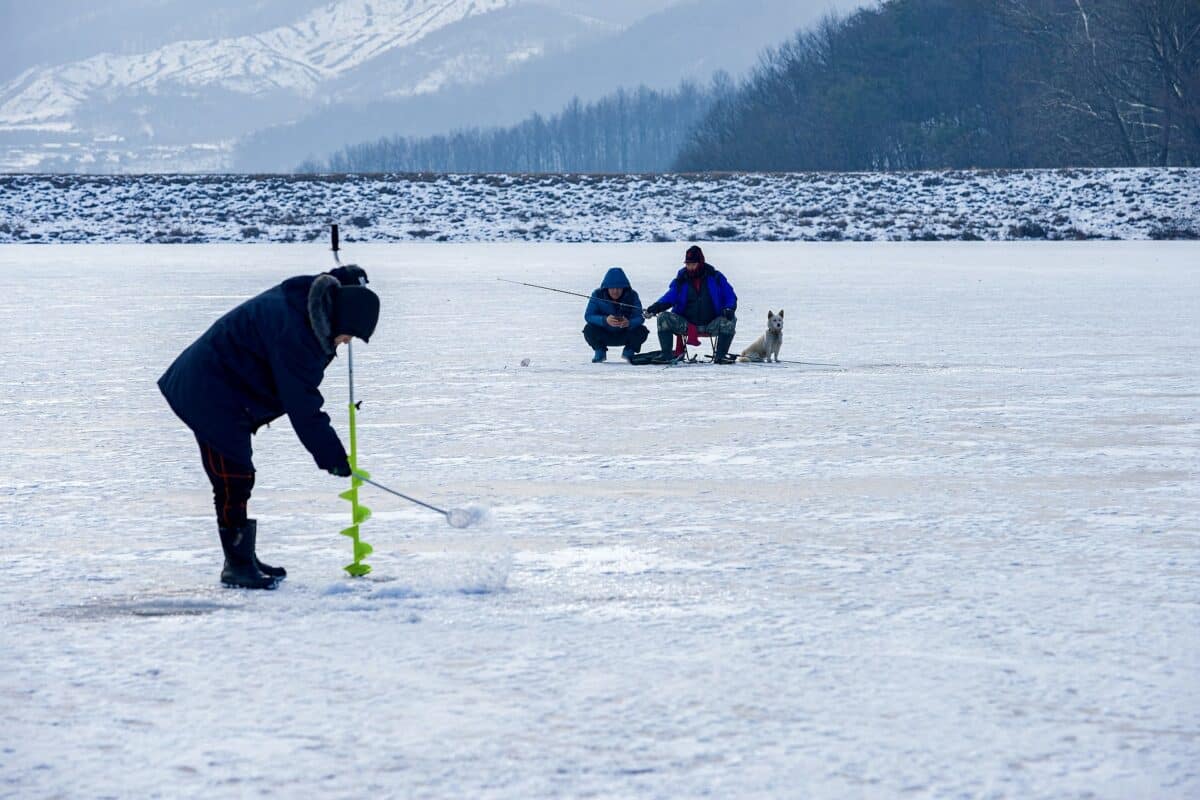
[2,167,1197,244]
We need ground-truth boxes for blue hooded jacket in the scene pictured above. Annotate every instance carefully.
[158,273,348,471]
[655,262,737,320]
[584,267,645,329]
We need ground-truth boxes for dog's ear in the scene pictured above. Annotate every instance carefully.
[767,310,773,320]
[779,309,784,318]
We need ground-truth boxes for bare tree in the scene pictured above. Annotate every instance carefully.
[1003,0,1200,165]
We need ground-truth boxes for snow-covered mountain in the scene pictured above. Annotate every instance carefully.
[0,0,866,173]
[2,1,512,129]
[0,0,613,171]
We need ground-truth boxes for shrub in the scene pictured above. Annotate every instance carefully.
[706,226,739,239]
[1008,221,1047,239]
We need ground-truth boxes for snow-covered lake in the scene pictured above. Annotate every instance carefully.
[2,241,1197,798]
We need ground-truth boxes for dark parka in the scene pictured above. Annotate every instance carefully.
[158,271,355,471]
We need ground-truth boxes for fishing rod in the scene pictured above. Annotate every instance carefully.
[497,277,647,315]
[742,357,842,367]
[352,471,486,530]
[666,354,841,368]
[355,472,447,516]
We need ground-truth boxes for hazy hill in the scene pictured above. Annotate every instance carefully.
[235,0,845,171]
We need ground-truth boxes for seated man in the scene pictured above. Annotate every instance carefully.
[583,267,649,363]
[645,245,738,362]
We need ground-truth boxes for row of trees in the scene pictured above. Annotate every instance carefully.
[675,0,1200,170]
[301,81,726,174]
[304,0,1199,173]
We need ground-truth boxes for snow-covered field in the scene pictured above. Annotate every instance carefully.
[2,168,1198,244]
[1,241,1198,798]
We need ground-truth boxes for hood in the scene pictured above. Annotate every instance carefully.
[600,267,631,290]
[307,273,340,357]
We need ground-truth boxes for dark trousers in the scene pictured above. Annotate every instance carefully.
[583,323,650,352]
[198,438,255,529]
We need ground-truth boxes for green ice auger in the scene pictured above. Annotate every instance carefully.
[339,391,373,576]
[332,224,373,577]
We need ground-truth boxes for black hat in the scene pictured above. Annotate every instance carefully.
[684,245,705,264]
[332,285,380,343]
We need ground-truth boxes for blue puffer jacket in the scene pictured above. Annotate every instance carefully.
[654,263,737,318]
[158,273,347,471]
[584,267,645,329]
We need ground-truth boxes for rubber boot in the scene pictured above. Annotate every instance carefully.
[621,346,636,363]
[245,519,286,580]
[592,348,606,363]
[714,333,735,364]
[218,523,278,590]
[657,329,674,357]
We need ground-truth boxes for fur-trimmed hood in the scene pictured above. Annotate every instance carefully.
[307,273,340,356]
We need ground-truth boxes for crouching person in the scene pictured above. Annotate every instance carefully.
[645,245,738,363]
[158,266,380,589]
[583,267,649,363]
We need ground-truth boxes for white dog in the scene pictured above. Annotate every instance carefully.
[738,309,784,362]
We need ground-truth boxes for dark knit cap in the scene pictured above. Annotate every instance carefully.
[684,245,705,264]
[332,285,381,343]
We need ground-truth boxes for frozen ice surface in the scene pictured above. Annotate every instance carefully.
[1,241,1198,798]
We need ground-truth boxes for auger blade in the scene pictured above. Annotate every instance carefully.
[340,524,359,539]
[354,540,374,560]
[354,504,372,524]
[339,488,358,502]
[344,562,372,577]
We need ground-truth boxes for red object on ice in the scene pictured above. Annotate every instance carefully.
[673,323,707,355]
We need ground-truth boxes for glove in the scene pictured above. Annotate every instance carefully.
[722,308,735,320]
[328,460,352,478]
[646,301,669,316]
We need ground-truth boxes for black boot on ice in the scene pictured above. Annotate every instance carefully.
[714,333,735,364]
[244,519,286,580]
[218,523,278,590]
[657,329,674,356]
